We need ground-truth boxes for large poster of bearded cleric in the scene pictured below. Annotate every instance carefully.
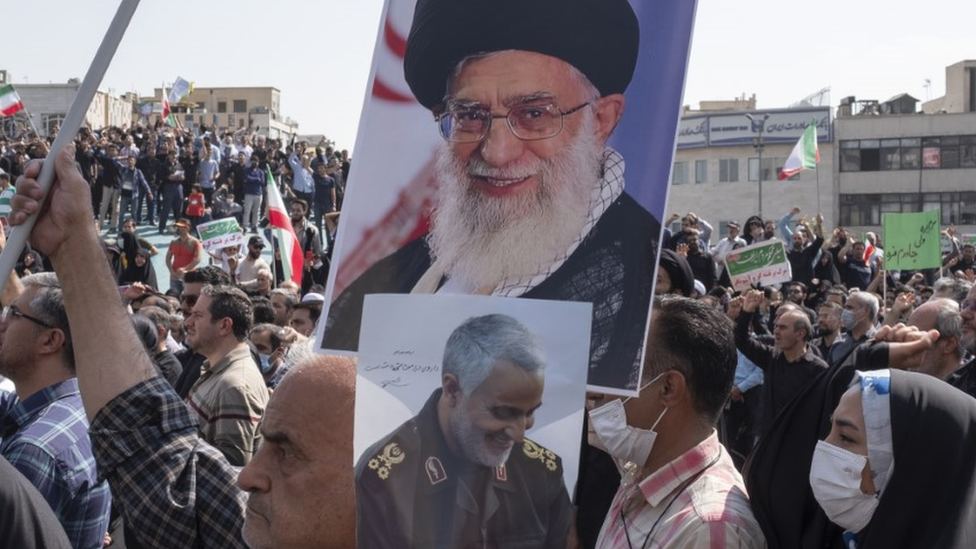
[353,294,590,548]
[316,0,697,395]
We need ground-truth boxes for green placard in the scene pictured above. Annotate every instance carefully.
[724,239,792,291]
[726,240,788,277]
[882,210,942,270]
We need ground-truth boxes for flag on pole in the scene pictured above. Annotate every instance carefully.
[168,77,192,104]
[778,119,820,180]
[0,84,25,117]
[265,166,303,286]
[863,234,875,265]
[161,85,176,127]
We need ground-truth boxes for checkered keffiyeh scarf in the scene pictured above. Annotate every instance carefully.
[492,147,625,297]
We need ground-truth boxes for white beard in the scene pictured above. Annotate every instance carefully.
[449,398,512,468]
[427,113,603,290]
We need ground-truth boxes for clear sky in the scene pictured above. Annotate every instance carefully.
[3,0,973,153]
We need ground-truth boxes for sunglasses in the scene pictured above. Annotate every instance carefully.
[180,293,199,307]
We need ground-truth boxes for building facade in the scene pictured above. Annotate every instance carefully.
[667,105,835,236]
[0,72,135,136]
[153,86,299,141]
[667,60,976,239]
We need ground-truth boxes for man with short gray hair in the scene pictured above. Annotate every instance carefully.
[356,314,572,548]
[0,273,111,548]
[907,298,965,380]
[828,291,879,368]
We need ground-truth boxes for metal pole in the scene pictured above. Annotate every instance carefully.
[815,162,822,214]
[757,131,763,220]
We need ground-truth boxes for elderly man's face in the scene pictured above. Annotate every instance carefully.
[238,361,356,549]
[773,312,805,351]
[445,360,544,468]
[255,272,273,294]
[430,50,623,288]
[446,51,600,200]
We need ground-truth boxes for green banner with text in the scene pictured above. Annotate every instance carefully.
[882,210,942,270]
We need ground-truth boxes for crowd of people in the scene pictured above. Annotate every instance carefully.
[0,120,350,240]
[2,147,975,549]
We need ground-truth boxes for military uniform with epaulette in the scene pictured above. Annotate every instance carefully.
[355,388,573,548]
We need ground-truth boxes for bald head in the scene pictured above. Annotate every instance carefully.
[909,298,958,332]
[238,355,356,549]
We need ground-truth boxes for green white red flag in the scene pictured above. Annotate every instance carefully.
[265,166,303,286]
[863,234,875,265]
[778,120,819,180]
[0,84,25,117]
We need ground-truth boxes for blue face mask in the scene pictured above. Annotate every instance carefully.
[258,353,273,374]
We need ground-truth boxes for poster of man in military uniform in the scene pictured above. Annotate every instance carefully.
[353,295,590,548]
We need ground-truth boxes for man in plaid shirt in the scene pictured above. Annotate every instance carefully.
[0,273,111,549]
[8,147,356,548]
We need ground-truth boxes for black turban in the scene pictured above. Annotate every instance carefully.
[657,249,694,297]
[404,0,640,110]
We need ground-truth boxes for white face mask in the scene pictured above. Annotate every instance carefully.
[588,373,668,466]
[809,439,879,533]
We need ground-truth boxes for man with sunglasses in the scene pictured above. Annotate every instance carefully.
[323,0,660,393]
[0,273,111,548]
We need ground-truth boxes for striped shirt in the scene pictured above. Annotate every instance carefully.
[0,378,112,549]
[186,344,268,466]
[596,432,766,549]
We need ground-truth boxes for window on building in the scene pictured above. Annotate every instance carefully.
[227,114,235,127]
[719,158,739,182]
[42,114,66,136]
[695,160,708,183]
[748,157,779,181]
[922,137,941,168]
[880,139,901,170]
[961,136,976,168]
[185,114,194,122]
[233,100,247,113]
[840,192,976,226]
[238,118,246,129]
[217,101,227,113]
[672,161,689,185]
[900,137,920,169]
[859,139,881,171]
[941,136,960,168]
[840,140,861,172]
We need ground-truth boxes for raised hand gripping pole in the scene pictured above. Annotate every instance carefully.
[0,0,140,294]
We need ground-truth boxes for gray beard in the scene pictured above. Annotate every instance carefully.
[427,114,603,290]
[449,400,511,468]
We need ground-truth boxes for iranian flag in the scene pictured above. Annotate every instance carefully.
[161,90,176,127]
[265,166,303,286]
[778,120,820,180]
[0,84,25,117]
[863,234,875,265]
